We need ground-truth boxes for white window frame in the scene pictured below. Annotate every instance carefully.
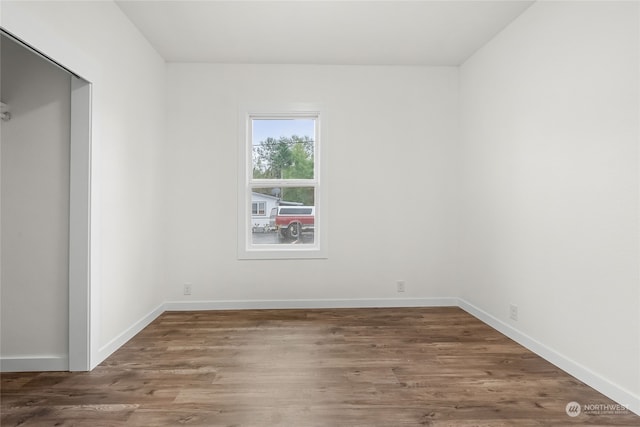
[252,201,266,216]
[238,105,327,260]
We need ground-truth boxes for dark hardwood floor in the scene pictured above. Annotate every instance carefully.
[1,307,638,426]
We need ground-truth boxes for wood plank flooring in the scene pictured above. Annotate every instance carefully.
[2,307,638,426]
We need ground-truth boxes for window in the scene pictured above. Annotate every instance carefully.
[238,108,327,259]
[252,201,266,216]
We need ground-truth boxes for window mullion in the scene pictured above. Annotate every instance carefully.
[249,179,318,187]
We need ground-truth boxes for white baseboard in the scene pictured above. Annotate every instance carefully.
[457,298,640,416]
[163,297,458,311]
[0,355,68,372]
[91,302,165,370]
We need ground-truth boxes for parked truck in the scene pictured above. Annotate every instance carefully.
[269,206,315,241]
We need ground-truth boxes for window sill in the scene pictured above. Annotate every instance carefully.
[238,244,328,260]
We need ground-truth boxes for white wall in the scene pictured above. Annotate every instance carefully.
[1,36,71,366]
[459,0,639,404]
[164,64,459,303]
[1,0,167,367]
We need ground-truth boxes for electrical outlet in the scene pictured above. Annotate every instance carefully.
[183,284,192,295]
[509,304,518,321]
[397,280,406,293]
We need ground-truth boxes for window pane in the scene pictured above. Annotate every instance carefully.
[252,118,315,180]
[251,187,315,245]
[252,201,266,216]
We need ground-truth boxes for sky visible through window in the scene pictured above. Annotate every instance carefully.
[252,119,315,145]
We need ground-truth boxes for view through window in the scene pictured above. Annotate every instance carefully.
[249,117,317,246]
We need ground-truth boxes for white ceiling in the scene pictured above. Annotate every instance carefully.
[115,0,534,66]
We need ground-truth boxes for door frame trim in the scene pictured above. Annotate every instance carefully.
[68,77,91,371]
[1,29,92,371]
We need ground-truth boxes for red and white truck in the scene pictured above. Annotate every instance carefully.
[269,206,315,241]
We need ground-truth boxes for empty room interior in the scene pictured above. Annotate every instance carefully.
[1,0,639,425]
